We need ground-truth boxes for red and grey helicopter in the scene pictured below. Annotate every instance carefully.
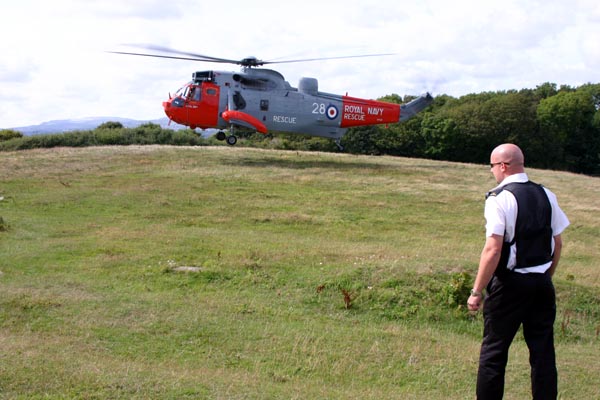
[111,46,433,149]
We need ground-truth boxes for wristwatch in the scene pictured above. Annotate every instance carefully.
[470,289,483,297]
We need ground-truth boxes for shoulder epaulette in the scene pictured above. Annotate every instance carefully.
[485,187,504,199]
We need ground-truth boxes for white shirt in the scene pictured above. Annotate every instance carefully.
[484,173,570,273]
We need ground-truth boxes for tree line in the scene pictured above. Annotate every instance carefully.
[343,82,600,175]
[1,82,599,175]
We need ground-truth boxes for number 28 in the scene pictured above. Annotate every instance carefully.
[312,103,326,114]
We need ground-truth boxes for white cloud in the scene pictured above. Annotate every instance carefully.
[1,0,599,128]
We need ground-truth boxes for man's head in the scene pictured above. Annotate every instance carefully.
[490,143,525,183]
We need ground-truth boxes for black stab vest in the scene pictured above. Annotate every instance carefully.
[486,181,553,272]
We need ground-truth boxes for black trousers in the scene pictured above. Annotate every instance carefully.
[477,271,557,400]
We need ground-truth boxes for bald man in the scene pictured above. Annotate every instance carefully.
[467,144,570,399]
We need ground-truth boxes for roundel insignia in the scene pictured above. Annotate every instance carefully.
[326,104,338,120]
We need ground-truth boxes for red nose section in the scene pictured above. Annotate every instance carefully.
[163,100,172,119]
[163,98,187,126]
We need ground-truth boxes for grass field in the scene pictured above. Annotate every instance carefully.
[1,146,599,399]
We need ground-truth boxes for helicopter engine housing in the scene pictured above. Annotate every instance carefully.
[298,77,318,95]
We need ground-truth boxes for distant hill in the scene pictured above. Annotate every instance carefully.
[8,117,196,135]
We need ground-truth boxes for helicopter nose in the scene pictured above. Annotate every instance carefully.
[163,96,188,126]
[163,100,172,119]
[163,99,178,122]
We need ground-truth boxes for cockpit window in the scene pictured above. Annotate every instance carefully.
[175,82,193,97]
[189,87,201,101]
[174,83,202,102]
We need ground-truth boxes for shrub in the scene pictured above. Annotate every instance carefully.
[0,129,23,142]
[96,121,124,130]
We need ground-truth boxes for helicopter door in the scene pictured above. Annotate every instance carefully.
[187,82,220,129]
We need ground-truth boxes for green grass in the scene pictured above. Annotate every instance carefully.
[1,146,599,399]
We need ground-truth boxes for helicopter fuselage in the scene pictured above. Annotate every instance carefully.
[163,67,431,143]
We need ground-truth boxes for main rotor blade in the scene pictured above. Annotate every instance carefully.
[263,53,396,65]
[131,45,241,64]
[108,44,396,67]
[107,50,235,63]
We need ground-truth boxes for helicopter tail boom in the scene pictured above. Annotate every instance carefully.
[399,93,434,122]
[339,92,433,128]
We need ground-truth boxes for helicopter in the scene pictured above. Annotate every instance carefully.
[110,46,433,149]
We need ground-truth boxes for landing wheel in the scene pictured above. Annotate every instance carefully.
[216,131,226,141]
[226,135,238,146]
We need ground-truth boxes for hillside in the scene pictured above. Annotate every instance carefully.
[1,146,598,399]
[7,116,190,135]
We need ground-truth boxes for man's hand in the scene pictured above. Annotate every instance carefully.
[467,293,483,311]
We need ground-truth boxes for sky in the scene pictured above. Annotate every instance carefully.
[1,0,599,128]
